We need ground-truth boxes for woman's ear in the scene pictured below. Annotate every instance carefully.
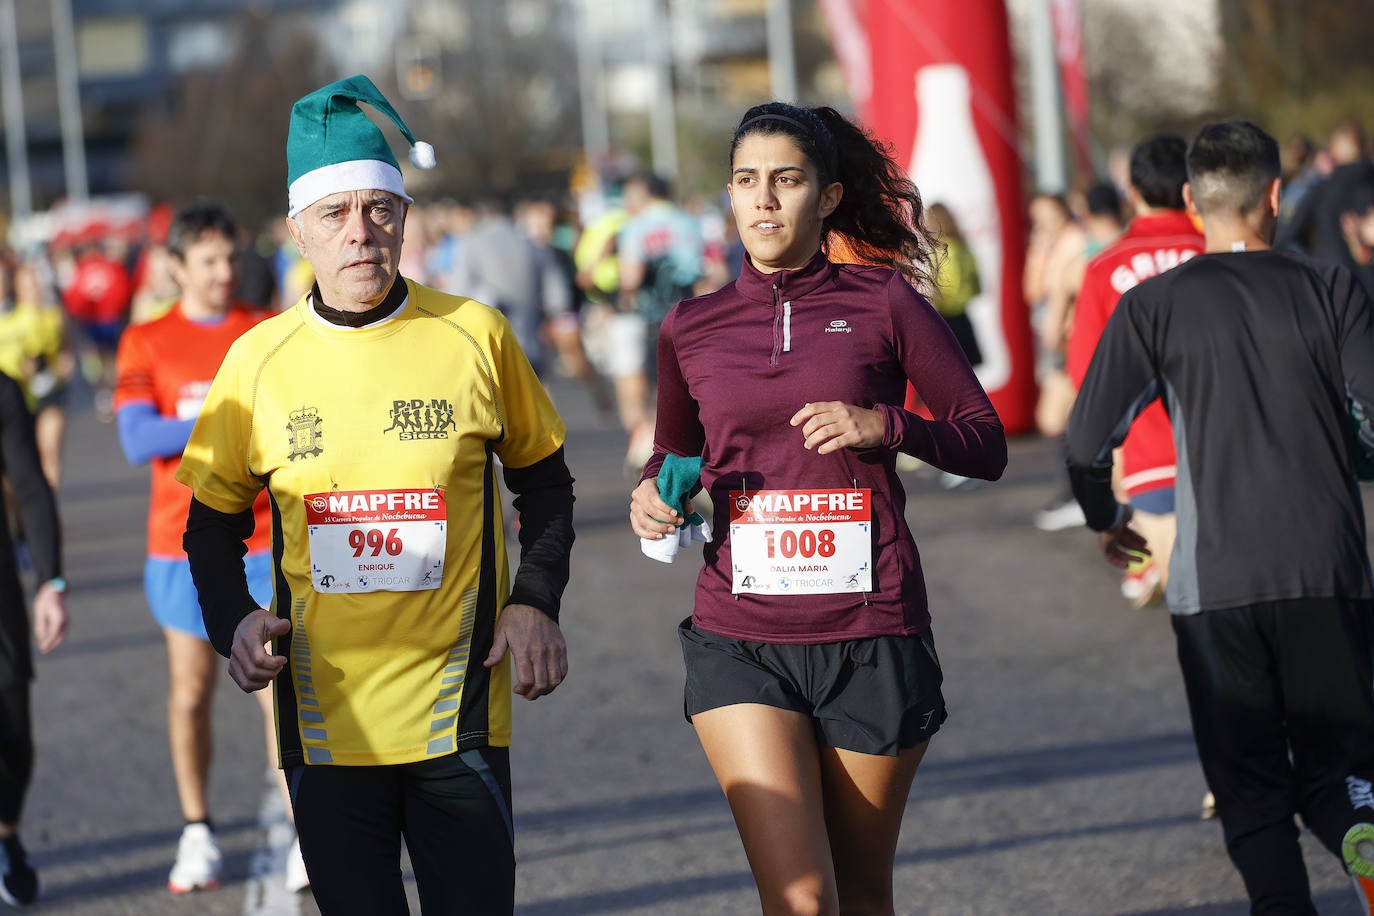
[819,181,843,219]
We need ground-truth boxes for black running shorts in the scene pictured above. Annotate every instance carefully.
[677,617,946,756]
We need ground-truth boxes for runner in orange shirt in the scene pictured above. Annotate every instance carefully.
[113,203,307,894]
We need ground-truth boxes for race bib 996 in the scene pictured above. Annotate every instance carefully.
[304,488,446,593]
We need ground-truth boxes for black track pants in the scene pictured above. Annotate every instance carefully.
[0,685,32,826]
[1173,598,1374,915]
[288,747,515,915]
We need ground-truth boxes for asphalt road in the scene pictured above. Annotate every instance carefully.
[16,376,1369,915]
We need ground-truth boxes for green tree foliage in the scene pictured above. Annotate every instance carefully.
[372,2,583,202]
[1212,0,1374,143]
[125,12,328,231]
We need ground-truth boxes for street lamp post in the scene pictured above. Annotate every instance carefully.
[1027,0,1067,194]
[575,0,610,168]
[0,0,32,223]
[767,0,798,103]
[51,0,88,202]
[646,0,678,181]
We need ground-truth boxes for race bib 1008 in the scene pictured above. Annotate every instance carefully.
[304,488,446,594]
[729,489,872,595]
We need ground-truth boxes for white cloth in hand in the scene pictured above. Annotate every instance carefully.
[640,519,712,564]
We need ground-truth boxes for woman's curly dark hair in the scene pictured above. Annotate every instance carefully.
[729,102,940,289]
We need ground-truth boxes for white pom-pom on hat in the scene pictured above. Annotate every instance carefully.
[409,141,437,170]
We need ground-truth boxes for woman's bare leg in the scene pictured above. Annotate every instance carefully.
[820,741,928,915]
[692,703,838,916]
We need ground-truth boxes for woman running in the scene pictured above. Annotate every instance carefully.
[629,102,1006,914]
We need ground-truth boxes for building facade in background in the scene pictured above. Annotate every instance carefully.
[0,0,1225,220]
[1,0,850,215]
[5,0,347,207]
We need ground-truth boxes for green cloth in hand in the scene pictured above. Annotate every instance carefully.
[657,454,705,528]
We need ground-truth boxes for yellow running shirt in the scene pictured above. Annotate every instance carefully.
[176,280,566,766]
[0,306,35,383]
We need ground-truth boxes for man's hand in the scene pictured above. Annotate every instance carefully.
[32,581,69,654]
[790,401,885,454]
[228,609,290,693]
[629,476,684,540]
[1099,506,1151,570]
[484,604,567,701]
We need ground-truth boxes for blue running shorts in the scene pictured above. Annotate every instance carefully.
[145,553,272,640]
[1129,485,1176,515]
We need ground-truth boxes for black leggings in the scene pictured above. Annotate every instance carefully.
[0,685,33,826]
[288,747,515,915]
[1173,598,1374,915]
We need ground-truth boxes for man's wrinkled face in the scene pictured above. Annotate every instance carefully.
[288,189,406,311]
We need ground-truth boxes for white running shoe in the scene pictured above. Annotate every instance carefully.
[1033,498,1086,532]
[167,823,222,893]
[285,837,310,893]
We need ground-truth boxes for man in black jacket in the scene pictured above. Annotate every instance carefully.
[1069,120,1374,915]
[0,371,68,907]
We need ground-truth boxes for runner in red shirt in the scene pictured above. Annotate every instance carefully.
[1067,135,1204,607]
[62,242,132,419]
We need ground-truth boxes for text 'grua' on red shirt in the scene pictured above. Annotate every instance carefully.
[643,251,1007,643]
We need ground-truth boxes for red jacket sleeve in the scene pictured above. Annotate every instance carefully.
[1066,260,1111,389]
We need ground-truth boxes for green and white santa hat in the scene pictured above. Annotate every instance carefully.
[286,74,436,217]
